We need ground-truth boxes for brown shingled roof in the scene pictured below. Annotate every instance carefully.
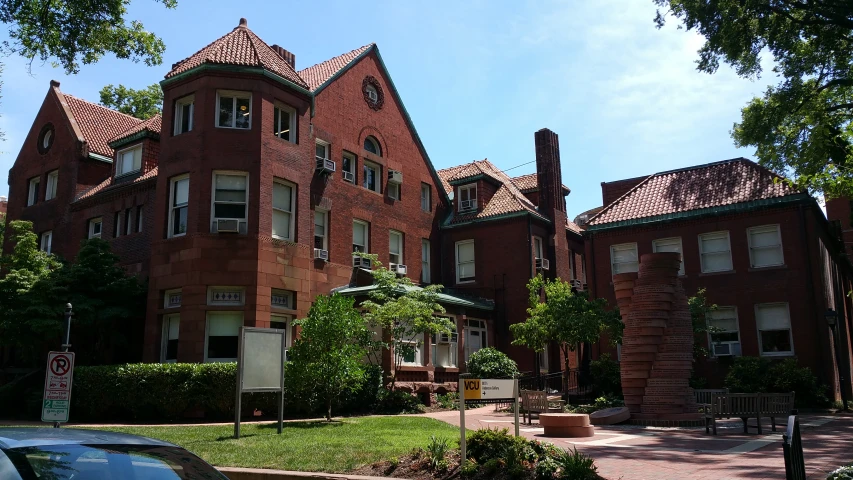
[110,114,162,144]
[165,19,309,90]
[588,158,802,226]
[299,44,373,91]
[75,166,158,202]
[63,94,142,158]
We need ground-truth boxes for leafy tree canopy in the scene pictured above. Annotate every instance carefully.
[654,1,853,197]
[99,84,163,120]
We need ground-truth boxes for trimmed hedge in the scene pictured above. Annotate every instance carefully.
[724,357,829,407]
[466,348,519,379]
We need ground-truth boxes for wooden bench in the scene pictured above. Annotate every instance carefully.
[703,392,795,435]
[521,390,565,425]
[694,388,728,407]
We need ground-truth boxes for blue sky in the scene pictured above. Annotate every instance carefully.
[0,0,774,217]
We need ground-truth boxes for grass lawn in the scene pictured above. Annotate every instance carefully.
[83,416,460,473]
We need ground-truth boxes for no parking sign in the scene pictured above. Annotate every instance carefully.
[42,351,75,423]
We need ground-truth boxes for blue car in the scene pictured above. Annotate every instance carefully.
[0,428,228,479]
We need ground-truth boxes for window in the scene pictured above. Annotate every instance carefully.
[270,314,293,360]
[421,183,431,212]
[315,140,329,160]
[212,172,248,222]
[342,152,356,183]
[708,307,740,351]
[748,225,784,268]
[533,236,544,259]
[755,303,793,356]
[205,311,242,362]
[314,210,328,250]
[114,211,121,238]
[161,314,180,363]
[421,239,431,284]
[42,130,52,149]
[458,184,477,211]
[40,231,52,253]
[88,218,102,239]
[45,170,58,201]
[353,220,369,253]
[174,95,194,135]
[397,324,423,366]
[653,237,684,275]
[136,205,144,233]
[27,176,39,206]
[387,182,400,200]
[364,136,381,156]
[271,289,294,309]
[389,230,403,265]
[272,179,296,240]
[217,90,251,129]
[465,319,487,363]
[273,103,296,142]
[570,252,576,280]
[125,208,132,235]
[456,240,475,283]
[116,145,142,176]
[432,322,458,368]
[539,345,549,372]
[699,231,733,273]
[365,85,378,102]
[169,175,189,237]
[164,289,182,309]
[207,287,245,306]
[363,161,380,193]
[610,243,638,274]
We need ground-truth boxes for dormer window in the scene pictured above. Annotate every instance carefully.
[364,136,381,156]
[217,90,251,129]
[174,95,194,135]
[116,145,142,177]
[458,184,477,212]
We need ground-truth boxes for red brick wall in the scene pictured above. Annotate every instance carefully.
[826,196,853,256]
[601,176,646,207]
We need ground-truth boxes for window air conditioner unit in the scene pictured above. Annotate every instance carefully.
[536,258,550,270]
[460,199,476,211]
[390,263,407,275]
[713,342,741,357]
[314,248,329,261]
[342,170,354,183]
[438,332,458,344]
[387,170,403,184]
[570,279,583,289]
[315,156,336,174]
[215,218,240,233]
[352,256,372,269]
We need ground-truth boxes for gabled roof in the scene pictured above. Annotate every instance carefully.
[587,158,805,228]
[165,19,308,90]
[333,284,494,311]
[75,166,158,202]
[566,220,582,234]
[298,44,373,91]
[62,94,142,158]
[510,173,570,194]
[109,114,162,146]
[437,160,548,226]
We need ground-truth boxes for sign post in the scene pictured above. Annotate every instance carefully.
[42,351,75,424]
[234,326,286,439]
[459,375,521,463]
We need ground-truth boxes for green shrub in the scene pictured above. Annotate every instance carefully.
[535,455,560,480]
[425,435,450,471]
[436,392,459,410]
[724,357,770,393]
[460,459,479,478]
[566,395,623,414]
[466,347,519,379]
[589,353,621,395]
[553,447,598,479]
[375,389,424,414]
[724,357,828,407]
[828,465,853,480]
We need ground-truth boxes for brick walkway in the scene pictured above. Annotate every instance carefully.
[425,407,853,479]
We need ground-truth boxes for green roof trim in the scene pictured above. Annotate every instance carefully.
[87,153,113,164]
[160,64,312,97]
[109,130,159,149]
[440,210,551,230]
[448,173,502,187]
[585,193,812,232]
[334,284,494,311]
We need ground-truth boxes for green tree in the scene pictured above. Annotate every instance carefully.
[357,253,452,390]
[287,294,370,421]
[0,212,6,245]
[653,1,853,197]
[466,347,519,379]
[99,84,163,119]
[511,274,621,393]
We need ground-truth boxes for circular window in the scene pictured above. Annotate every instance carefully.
[364,136,381,156]
[37,123,55,154]
[362,76,384,111]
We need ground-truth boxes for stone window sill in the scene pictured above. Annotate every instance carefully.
[698,270,736,277]
[748,265,787,272]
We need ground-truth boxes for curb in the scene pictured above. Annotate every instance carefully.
[218,467,392,480]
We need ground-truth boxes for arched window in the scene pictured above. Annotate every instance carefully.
[364,136,381,156]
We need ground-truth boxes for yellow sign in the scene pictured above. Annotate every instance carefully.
[463,379,481,400]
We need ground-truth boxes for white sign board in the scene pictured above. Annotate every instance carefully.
[241,329,285,391]
[42,351,75,423]
[463,378,516,400]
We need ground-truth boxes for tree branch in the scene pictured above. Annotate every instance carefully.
[827,103,853,112]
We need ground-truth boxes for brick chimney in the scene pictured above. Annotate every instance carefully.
[0,196,7,215]
[534,128,570,280]
[271,44,296,69]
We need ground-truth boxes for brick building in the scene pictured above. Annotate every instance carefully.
[583,159,853,400]
[3,19,585,390]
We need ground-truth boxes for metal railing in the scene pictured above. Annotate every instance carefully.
[518,370,594,403]
[782,413,806,480]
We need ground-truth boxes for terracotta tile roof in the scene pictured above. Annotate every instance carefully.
[75,166,158,201]
[299,44,374,91]
[437,160,547,225]
[109,114,162,144]
[588,158,803,226]
[510,173,570,194]
[63,94,142,158]
[566,220,582,234]
[165,19,308,90]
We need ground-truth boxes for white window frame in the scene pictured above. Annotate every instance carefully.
[421,183,431,212]
[88,218,103,239]
[353,219,369,253]
[114,211,122,238]
[458,184,477,212]
[40,231,52,253]
[363,161,381,193]
[270,314,293,361]
[456,239,476,284]
[342,152,356,183]
[387,182,401,201]
[365,84,378,102]
[125,208,133,236]
[164,289,182,309]
[431,321,458,368]
[168,174,190,238]
[397,327,424,367]
[610,242,639,275]
[755,303,795,357]
[421,239,431,284]
[707,306,741,354]
[652,237,685,275]
[116,145,142,177]
[42,130,52,150]
[174,95,194,135]
[272,178,296,241]
[315,139,330,160]
[273,102,296,142]
[204,311,243,362]
[207,286,246,306]
[271,289,295,310]
[161,314,180,363]
[464,319,488,363]
[364,136,381,156]
[27,176,39,206]
[699,231,734,273]
[211,171,249,225]
[314,209,328,251]
[533,236,544,260]
[216,90,252,129]
[45,170,58,201]
[748,224,784,268]
[389,230,403,265]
